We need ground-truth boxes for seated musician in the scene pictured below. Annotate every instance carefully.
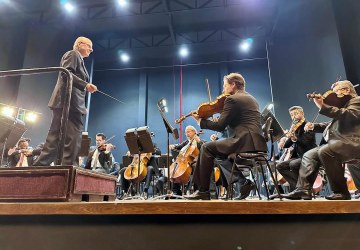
[85,133,115,174]
[168,125,205,196]
[276,106,317,192]
[283,80,360,200]
[187,72,267,200]
[117,143,161,199]
[7,138,42,167]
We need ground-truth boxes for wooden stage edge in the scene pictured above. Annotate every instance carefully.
[0,199,359,215]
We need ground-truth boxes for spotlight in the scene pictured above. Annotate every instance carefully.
[25,112,38,123]
[1,106,15,117]
[117,0,127,7]
[179,47,189,58]
[62,1,75,12]
[239,38,253,52]
[120,53,130,63]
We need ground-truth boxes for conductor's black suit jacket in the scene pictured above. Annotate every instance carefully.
[48,50,89,114]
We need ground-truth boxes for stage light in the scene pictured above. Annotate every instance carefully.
[1,106,15,117]
[239,38,253,52]
[179,47,189,58]
[25,112,38,123]
[117,0,127,7]
[120,53,130,62]
[62,1,75,12]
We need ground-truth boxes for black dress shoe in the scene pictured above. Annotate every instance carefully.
[282,189,312,200]
[186,190,211,200]
[234,180,255,200]
[325,192,351,200]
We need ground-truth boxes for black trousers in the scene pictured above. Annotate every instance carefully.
[276,158,301,191]
[196,141,247,192]
[34,109,83,166]
[296,145,348,194]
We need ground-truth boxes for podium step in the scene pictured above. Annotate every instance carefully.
[0,166,117,202]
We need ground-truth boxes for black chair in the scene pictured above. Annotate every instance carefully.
[226,117,282,200]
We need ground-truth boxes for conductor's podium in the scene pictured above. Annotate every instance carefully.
[0,166,117,202]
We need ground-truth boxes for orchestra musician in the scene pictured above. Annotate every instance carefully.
[188,72,267,200]
[34,36,97,167]
[7,138,42,167]
[85,133,115,174]
[167,125,205,196]
[283,80,360,200]
[117,143,161,199]
[276,106,317,192]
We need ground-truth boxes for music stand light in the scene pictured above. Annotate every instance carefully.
[124,126,155,199]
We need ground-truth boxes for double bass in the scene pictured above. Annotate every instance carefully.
[169,139,199,184]
[124,153,152,183]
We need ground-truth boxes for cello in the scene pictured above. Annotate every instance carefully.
[124,152,152,183]
[169,139,199,184]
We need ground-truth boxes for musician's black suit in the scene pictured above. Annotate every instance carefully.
[196,91,267,192]
[34,50,89,166]
[276,120,317,191]
[296,96,360,195]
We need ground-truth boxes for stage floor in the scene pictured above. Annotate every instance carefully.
[0,198,359,215]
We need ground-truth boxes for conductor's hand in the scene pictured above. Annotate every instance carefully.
[86,83,97,93]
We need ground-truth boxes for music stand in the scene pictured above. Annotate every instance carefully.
[260,109,284,199]
[0,115,27,167]
[153,101,186,200]
[261,108,285,142]
[123,126,155,200]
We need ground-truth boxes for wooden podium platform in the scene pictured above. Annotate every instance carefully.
[0,166,117,202]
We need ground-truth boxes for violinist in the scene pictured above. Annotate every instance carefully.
[7,138,42,167]
[283,80,360,200]
[276,106,317,192]
[188,72,267,200]
[167,125,205,195]
[85,133,115,174]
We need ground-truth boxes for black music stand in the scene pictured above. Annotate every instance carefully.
[261,108,285,142]
[123,126,155,200]
[260,109,285,199]
[153,101,186,200]
[0,115,27,167]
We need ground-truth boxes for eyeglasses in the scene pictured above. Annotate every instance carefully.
[80,42,93,50]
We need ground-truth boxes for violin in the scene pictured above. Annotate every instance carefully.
[306,90,352,109]
[97,143,116,152]
[124,153,152,183]
[175,93,230,124]
[169,139,199,184]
